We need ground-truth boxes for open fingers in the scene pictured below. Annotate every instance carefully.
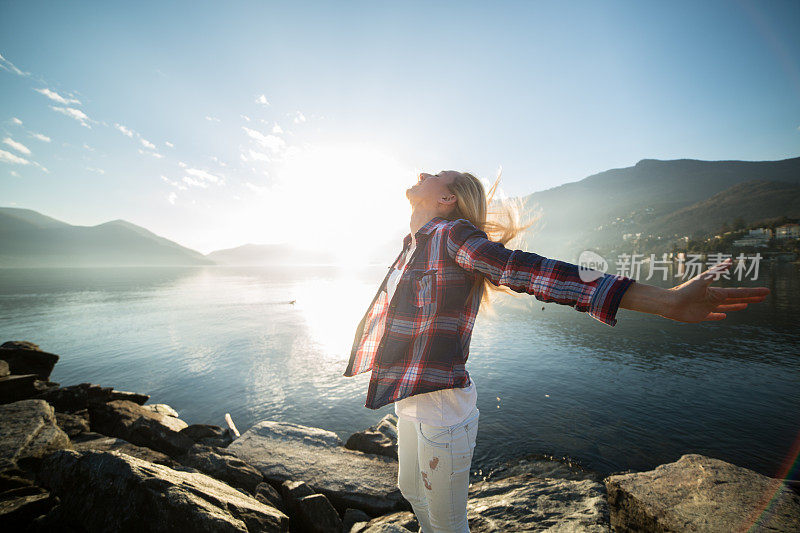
[704,312,727,321]
[713,303,749,312]
[718,287,770,298]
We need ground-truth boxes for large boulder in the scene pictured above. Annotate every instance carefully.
[37,382,149,413]
[87,399,194,458]
[345,414,399,460]
[227,421,407,515]
[179,423,235,448]
[38,449,289,532]
[604,453,800,532]
[466,472,610,532]
[0,341,59,380]
[70,431,181,468]
[178,443,264,494]
[0,399,71,473]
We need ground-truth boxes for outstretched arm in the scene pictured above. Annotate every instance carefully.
[445,218,636,327]
[620,257,770,322]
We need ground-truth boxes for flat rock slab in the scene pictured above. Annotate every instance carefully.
[227,421,406,515]
[466,473,610,532]
[39,449,289,532]
[0,399,71,472]
[604,453,800,532]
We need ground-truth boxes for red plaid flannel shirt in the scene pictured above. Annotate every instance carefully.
[343,216,636,410]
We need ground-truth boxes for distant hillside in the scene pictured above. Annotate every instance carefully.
[206,243,338,266]
[649,180,800,238]
[0,208,213,268]
[518,156,800,261]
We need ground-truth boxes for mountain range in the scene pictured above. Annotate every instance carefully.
[2,155,798,267]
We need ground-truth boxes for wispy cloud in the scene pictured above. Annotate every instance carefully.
[165,141,174,148]
[0,53,30,77]
[34,87,81,105]
[85,166,105,174]
[182,176,209,188]
[167,192,177,204]
[161,175,188,190]
[31,132,51,143]
[185,167,224,185]
[178,161,187,168]
[138,149,164,159]
[140,138,155,149]
[242,127,286,153]
[3,137,32,155]
[205,115,220,123]
[247,149,271,162]
[83,143,94,151]
[256,94,270,106]
[0,149,30,165]
[272,123,283,134]
[11,117,23,125]
[51,106,91,128]
[293,111,306,124]
[114,123,134,137]
[241,114,251,122]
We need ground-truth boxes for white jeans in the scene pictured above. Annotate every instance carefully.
[396,406,480,533]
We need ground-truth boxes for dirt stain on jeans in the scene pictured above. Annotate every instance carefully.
[421,470,432,490]
[429,457,439,470]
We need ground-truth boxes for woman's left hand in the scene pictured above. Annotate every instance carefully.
[663,258,770,323]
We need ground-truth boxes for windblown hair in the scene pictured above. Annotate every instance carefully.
[443,170,540,314]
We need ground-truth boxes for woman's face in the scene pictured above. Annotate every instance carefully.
[406,170,460,212]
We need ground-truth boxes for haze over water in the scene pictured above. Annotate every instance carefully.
[1,262,797,482]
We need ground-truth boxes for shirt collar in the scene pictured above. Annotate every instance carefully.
[402,216,450,249]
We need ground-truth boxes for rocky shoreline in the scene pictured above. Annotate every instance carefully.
[1,340,798,532]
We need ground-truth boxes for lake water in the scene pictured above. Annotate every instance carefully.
[1,263,798,484]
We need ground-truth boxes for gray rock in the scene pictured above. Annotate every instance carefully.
[0,485,55,529]
[37,382,149,413]
[70,431,181,468]
[255,481,287,514]
[141,403,179,417]
[281,479,315,503]
[342,508,371,532]
[0,373,39,404]
[87,399,193,458]
[108,389,149,404]
[280,479,316,522]
[345,414,399,460]
[0,399,72,473]
[363,510,418,531]
[38,449,289,532]
[0,341,59,380]
[604,453,800,533]
[295,493,343,533]
[55,410,90,438]
[179,443,264,494]
[228,421,406,515]
[180,423,235,447]
[466,473,610,532]
[361,525,409,533]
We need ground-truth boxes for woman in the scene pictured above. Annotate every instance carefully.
[343,170,769,532]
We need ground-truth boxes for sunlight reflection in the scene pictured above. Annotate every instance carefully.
[292,274,379,359]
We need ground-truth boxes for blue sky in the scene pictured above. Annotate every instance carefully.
[1,0,799,255]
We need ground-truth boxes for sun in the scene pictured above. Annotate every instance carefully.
[261,142,414,264]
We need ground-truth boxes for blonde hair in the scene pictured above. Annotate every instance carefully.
[444,170,540,315]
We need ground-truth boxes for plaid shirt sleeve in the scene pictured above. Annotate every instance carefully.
[445,218,636,327]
